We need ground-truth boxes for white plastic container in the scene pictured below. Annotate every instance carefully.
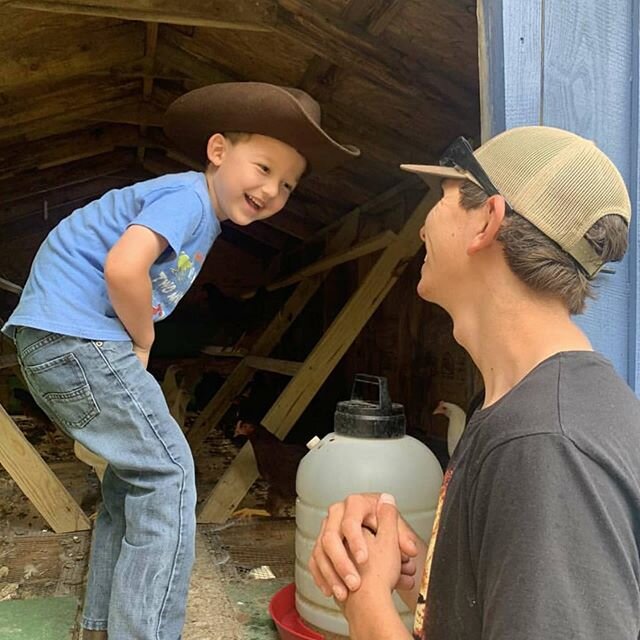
[295,375,444,636]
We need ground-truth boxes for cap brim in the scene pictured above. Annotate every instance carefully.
[400,164,480,187]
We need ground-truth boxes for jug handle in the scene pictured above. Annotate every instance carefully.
[351,374,392,410]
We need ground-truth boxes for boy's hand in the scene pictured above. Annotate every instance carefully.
[354,494,403,594]
[309,492,419,601]
[133,343,151,369]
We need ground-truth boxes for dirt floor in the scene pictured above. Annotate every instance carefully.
[0,412,296,639]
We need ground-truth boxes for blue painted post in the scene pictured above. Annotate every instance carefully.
[478,0,640,390]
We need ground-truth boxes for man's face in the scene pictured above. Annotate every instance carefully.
[417,179,470,303]
[208,133,307,225]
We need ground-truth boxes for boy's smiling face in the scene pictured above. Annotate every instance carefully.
[206,133,307,225]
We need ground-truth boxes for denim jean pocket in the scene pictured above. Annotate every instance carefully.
[24,352,100,430]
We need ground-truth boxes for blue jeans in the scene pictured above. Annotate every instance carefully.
[15,328,196,640]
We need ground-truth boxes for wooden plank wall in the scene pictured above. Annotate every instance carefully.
[479,0,640,391]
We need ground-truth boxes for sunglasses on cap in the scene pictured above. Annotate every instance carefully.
[439,136,616,278]
[439,136,513,210]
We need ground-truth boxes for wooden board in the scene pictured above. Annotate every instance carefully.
[0,404,90,533]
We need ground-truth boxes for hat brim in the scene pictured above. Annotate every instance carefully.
[400,164,481,188]
[164,82,360,175]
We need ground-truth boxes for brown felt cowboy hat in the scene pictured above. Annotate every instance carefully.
[164,82,361,174]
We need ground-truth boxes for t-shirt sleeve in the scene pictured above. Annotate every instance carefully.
[469,433,640,640]
[129,186,205,257]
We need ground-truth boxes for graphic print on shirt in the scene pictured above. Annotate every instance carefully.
[150,251,204,320]
[413,466,454,639]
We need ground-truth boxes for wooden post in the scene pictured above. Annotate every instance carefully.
[0,404,91,532]
[198,190,434,522]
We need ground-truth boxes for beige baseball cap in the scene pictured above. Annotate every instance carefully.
[401,126,632,277]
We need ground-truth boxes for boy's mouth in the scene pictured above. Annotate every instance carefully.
[245,194,264,212]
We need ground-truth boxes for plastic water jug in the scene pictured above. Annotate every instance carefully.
[295,374,444,636]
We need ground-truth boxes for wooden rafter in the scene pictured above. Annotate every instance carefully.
[8,0,277,31]
[267,230,397,291]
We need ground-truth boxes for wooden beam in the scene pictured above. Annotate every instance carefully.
[0,354,19,370]
[9,0,277,30]
[276,0,473,111]
[0,150,137,207]
[0,175,147,234]
[342,0,407,35]
[83,102,164,127]
[0,404,91,532]
[198,189,435,522]
[0,277,22,295]
[187,215,360,454]
[267,230,396,291]
[0,125,141,179]
[202,346,248,358]
[0,20,143,89]
[0,97,142,147]
[244,356,302,376]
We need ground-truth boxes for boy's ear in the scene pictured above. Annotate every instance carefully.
[206,133,227,167]
[467,194,506,256]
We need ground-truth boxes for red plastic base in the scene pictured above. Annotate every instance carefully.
[268,583,325,640]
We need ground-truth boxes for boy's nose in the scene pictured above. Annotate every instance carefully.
[261,179,280,199]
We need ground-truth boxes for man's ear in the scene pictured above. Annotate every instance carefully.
[206,133,227,167]
[467,194,506,255]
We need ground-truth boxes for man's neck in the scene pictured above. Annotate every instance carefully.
[449,291,592,408]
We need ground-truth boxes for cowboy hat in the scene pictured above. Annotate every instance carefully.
[164,82,360,174]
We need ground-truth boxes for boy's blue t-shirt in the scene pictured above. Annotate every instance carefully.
[2,171,220,342]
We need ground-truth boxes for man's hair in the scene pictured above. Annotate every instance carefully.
[459,181,629,314]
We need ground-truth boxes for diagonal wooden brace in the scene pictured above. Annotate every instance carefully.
[0,403,91,532]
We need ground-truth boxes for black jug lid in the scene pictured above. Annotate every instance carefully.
[334,374,405,439]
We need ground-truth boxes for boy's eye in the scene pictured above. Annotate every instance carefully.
[257,164,270,173]
[283,182,293,193]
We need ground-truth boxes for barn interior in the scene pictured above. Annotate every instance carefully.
[0,1,481,638]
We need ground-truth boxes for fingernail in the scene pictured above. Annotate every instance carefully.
[380,493,396,505]
[345,574,358,590]
[333,585,347,600]
[355,550,367,564]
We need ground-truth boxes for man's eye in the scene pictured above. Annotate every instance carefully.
[258,164,270,173]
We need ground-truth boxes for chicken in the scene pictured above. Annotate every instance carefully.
[433,400,467,456]
[233,404,307,517]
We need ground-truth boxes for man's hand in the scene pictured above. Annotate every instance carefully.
[133,343,151,369]
[309,493,419,601]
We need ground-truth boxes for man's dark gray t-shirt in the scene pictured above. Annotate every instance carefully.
[415,351,640,639]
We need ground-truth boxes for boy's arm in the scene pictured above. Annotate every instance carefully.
[104,225,168,352]
[344,587,412,640]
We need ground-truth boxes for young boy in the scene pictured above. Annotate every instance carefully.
[2,81,358,640]
[309,126,640,639]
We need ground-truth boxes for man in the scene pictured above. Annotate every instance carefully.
[310,126,640,639]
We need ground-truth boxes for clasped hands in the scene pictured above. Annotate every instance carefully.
[309,493,420,607]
